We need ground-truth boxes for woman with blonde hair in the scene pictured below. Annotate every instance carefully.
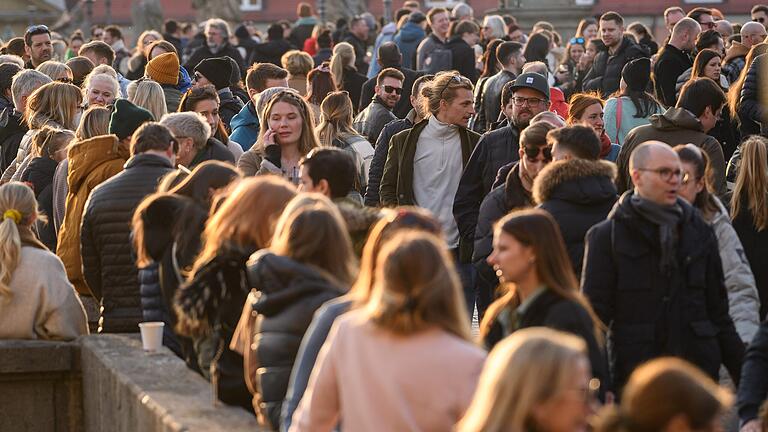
[329,42,366,110]
[0,182,87,340]
[125,30,162,80]
[728,42,768,137]
[237,89,318,181]
[129,79,168,122]
[290,231,484,432]
[174,176,296,410]
[36,61,73,83]
[731,136,768,319]
[232,194,355,428]
[316,90,374,195]
[82,70,119,107]
[567,92,620,161]
[481,15,507,44]
[51,106,110,233]
[282,50,314,96]
[281,207,441,429]
[594,358,732,432]
[457,328,594,432]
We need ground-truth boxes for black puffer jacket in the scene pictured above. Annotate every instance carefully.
[250,39,293,67]
[139,263,184,357]
[454,124,521,251]
[190,137,236,168]
[738,53,766,136]
[738,320,768,424]
[21,156,58,251]
[533,159,617,277]
[584,36,648,97]
[364,111,415,206]
[80,153,173,333]
[0,108,27,173]
[247,251,344,430]
[582,192,745,390]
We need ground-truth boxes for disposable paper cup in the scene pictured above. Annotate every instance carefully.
[138,322,164,352]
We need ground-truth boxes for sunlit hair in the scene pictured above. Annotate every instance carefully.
[130,79,167,122]
[135,30,162,56]
[567,91,604,125]
[190,176,297,277]
[330,42,356,89]
[351,207,442,304]
[74,106,110,140]
[575,17,598,38]
[256,90,318,155]
[594,357,732,432]
[421,71,473,116]
[281,49,314,77]
[316,90,362,147]
[691,48,721,80]
[305,65,335,106]
[480,209,604,342]
[270,193,355,287]
[364,230,471,340]
[673,144,718,221]
[482,15,507,40]
[25,81,82,130]
[30,126,74,158]
[731,135,768,231]
[178,84,228,142]
[727,42,768,119]
[457,328,587,432]
[82,72,119,106]
[35,61,72,82]
[0,182,46,302]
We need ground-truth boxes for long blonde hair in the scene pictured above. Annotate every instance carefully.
[364,230,471,340]
[316,90,362,147]
[256,90,318,155]
[330,42,356,89]
[35,61,72,82]
[456,328,588,432]
[728,42,768,119]
[269,193,356,287]
[0,182,46,302]
[731,135,768,231]
[74,106,110,140]
[190,176,297,275]
[130,79,168,121]
[25,81,82,130]
[30,126,75,159]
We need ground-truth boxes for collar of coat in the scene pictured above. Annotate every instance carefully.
[532,158,617,204]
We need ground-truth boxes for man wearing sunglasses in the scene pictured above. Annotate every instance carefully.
[688,7,716,31]
[582,141,744,392]
[354,68,404,145]
[358,42,419,118]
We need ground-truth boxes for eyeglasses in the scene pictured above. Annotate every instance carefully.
[57,77,72,83]
[569,37,585,45]
[383,85,402,95]
[524,146,552,162]
[512,96,547,106]
[439,75,464,99]
[636,167,690,183]
[701,21,717,29]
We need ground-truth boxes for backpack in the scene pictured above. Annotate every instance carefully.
[423,44,453,74]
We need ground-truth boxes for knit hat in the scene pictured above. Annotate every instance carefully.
[194,57,233,90]
[409,12,427,24]
[146,52,180,86]
[227,57,241,86]
[109,99,154,140]
[622,57,651,92]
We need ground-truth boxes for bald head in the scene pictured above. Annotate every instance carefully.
[671,18,702,51]
[741,21,768,48]
[630,141,675,172]
[715,20,733,38]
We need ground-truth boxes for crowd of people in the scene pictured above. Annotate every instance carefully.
[1,1,768,431]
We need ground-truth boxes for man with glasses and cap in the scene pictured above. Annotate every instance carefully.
[354,68,404,145]
[24,25,52,69]
[582,140,744,392]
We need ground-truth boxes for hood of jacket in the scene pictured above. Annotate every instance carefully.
[247,251,341,317]
[230,101,259,130]
[67,134,129,192]
[649,107,704,133]
[533,158,617,205]
[398,22,426,43]
[724,41,750,64]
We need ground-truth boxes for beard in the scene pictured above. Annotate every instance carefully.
[207,41,224,53]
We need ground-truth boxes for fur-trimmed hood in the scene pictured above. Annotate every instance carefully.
[533,158,617,204]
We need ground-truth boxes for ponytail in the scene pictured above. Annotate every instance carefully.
[0,182,44,303]
[0,215,21,302]
[330,42,355,90]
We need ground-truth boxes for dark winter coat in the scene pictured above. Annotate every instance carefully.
[446,35,479,83]
[0,108,27,173]
[394,22,426,70]
[581,192,745,389]
[80,153,174,333]
[472,162,533,315]
[218,88,244,133]
[533,159,618,277]
[250,39,293,68]
[184,43,246,80]
[359,66,420,119]
[190,137,236,168]
[454,123,521,253]
[584,36,648,97]
[246,251,344,430]
[738,320,768,424]
[343,34,370,75]
[731,192,768,319]
[479,70,516,132]
[353,97,397,144]
[364,111,415,206]
[738,53,766,136]
[616,107,727,196]
[139,263,185,358]
[20,156,58,251]
[313,48,333,66]
[653,44,692,108]
[341,66,368,113]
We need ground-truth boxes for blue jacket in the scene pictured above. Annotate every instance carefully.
[139,263,183,357]
[394,22,426,70]
[368,23,397,79]
[177,66,192,94]
[230,101,259,151]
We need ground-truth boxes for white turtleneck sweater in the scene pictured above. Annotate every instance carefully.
[413,115,463,248]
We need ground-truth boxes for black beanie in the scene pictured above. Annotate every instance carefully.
[622,57,651,92]
[109,99,154,140]
[194,57,233,90]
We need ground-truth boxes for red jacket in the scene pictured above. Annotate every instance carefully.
[550,87,569,119]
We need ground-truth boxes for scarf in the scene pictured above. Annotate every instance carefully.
[630,195,683,275]
[599,131,612,158]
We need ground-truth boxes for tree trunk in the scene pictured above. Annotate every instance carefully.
[191,0,242,23]
[131,0,164,36]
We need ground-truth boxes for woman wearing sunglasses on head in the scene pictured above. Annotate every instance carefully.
[555,37,586,100]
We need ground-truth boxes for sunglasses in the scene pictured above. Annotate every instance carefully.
[439,75,465,99]
[383,85,402,95]
[57,77,72,83]
[524,146,552,162]
[569,37,585,45]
